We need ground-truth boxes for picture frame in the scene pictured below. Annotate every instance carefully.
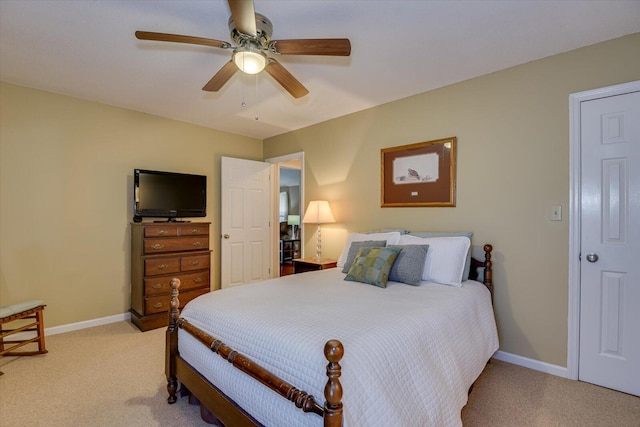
[381,137,456,207]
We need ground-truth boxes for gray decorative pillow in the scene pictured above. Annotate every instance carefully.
[341,240,387,273]
[344,246,402,288]
[387,245,430,286]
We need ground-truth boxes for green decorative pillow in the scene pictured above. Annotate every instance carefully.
[341,240,387,273]
[344,246,402,288]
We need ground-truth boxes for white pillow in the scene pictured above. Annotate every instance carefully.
[337,232,402,268]
[397,235,470,286]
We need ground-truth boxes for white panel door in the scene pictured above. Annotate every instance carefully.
[579,90,640,396]
[221,157,272,288]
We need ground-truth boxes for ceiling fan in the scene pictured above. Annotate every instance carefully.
[135,0,351,99]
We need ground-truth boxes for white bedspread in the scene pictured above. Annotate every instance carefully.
[178,269,498,427]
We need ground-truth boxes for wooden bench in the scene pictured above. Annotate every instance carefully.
[0,300,47,357]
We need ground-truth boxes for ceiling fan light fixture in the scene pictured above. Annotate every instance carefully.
[233,48,266,74]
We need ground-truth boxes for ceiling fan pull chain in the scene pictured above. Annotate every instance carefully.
[241,70,247,108]
[254,73,259,121]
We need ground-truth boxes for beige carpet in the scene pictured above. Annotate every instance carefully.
[0,321,638,426]
[461,358,640,427]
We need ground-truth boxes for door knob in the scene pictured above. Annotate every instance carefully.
[586,253,599,263]
[223,234,230,239]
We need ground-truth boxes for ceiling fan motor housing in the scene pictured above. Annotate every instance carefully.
[228,13,273,48]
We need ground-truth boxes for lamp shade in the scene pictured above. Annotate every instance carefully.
[287,215,300,226]
[302,200,335,224]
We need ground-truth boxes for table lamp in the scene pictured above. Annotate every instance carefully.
[302,200,335,261]
[287,214,300,239]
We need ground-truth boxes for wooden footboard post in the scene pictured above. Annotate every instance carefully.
[323,340,344,427]
[166,278,181,404]
[483,244,493,299]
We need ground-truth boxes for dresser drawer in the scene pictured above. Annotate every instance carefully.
[145,288,208,315]
[143,236,209,254]
[177,271,210,291]
[181,225,209,236]
[144,226,179,238]
[181,254,210,272]
[144,257,181,276]
[144,271,209,296]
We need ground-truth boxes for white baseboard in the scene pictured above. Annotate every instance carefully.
[493,350,568,378]
[10,312,131,341]
[44,312,131,336]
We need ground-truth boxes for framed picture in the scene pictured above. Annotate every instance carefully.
[381,137,456,207]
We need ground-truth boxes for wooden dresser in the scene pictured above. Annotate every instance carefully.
[130,222,211,331]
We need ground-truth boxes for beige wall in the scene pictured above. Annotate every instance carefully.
[264,33,640,367]
[0,83,262,327]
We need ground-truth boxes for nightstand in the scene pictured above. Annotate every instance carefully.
[293,258,338,274]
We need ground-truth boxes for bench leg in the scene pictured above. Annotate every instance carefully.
[35,308,46,353]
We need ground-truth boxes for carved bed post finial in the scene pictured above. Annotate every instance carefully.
[483,244,493,299]
[323,339,344,427]
[166,278,181,404]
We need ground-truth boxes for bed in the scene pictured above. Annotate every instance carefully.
[165,231,498,426]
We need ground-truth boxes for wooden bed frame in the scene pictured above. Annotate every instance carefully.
[165,244,493,426]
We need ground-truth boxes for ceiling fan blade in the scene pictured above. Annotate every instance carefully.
[135,31,231,49]
[202,61,238,92]
[228,0,257,36]
[271,39,351,56]
[264,59,309,99]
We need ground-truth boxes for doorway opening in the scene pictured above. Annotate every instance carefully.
[266,152,304,277]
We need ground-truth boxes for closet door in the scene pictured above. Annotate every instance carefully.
[579,90,640,396]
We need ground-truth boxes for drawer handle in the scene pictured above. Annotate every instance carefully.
[152,283,163,290]
[153,302,164,309]
[158,230,167,235]
[193,277,203,283]
[152,244,165,250]
[157,264,168,270]
[190,229,199,234]
[191,261,200,266]
[193,241,203,247]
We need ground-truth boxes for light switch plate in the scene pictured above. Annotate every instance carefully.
[551,205,562,221]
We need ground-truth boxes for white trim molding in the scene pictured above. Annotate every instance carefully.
[567,80,640,380]
[10,312,132,342]
[45,312,131,336]
[493,350,568,378]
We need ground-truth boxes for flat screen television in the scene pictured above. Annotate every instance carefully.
[133,169,206,222]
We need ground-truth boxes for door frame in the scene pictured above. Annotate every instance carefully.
[265,151,305,277]
[567,80,640,380]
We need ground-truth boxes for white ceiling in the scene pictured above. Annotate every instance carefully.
[1,1,639,140]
